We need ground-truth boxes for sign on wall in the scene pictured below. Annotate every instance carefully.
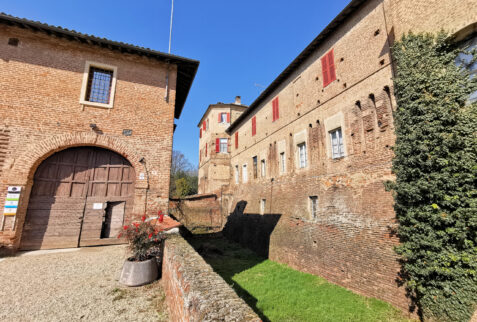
[3,186,21,216]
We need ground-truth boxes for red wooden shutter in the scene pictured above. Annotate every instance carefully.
[272,97,279,121]
[321,55,329,87]
[227,113,230,123]
[216,138,220,152]
[205,143,207,156]
[218,113,221,122]
[227,138,231,153]
[203,121,206,131]
[235,132,239,149]
[328,49,336,83]
[200,128,202,138]
[252,116,256,136]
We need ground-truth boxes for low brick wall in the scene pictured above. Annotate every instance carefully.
[169,194,223,234]
[162,234,260,322]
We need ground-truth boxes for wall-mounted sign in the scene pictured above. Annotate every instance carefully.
[139,173,145,180]
[3,186,21,216]
[93,203,103,210]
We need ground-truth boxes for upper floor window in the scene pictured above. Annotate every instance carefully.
[330,128,345,159]
[261,159,266,177]
[80,61,117,108]
[219,138,228,153]
[252,156,258,179]
[260,199,266,215]
[321,49,336,87]
[219,112,230,124]
[235,165,239,184]
[309,196,318,219]
[206,119,210,130]
[243,164,248,183]
[298,142,307,168]
[235,132,239,149]
[457,34,477,102]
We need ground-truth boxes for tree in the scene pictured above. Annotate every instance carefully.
[170,150,198,198]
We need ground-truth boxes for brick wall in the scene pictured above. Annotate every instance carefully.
[169,194,223,233]
[0,24,179,249]
[162,234,260,322]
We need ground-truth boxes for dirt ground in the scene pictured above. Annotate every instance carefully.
[0,245,168,322]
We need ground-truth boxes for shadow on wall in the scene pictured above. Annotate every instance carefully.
[222,201,282,258]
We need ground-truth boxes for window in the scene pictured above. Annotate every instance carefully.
[235,165,239,184]
[260,199,266,215]
[219,138,228,153]
[309,196,318,219]
[298,143,307,168]
[330,128,345,159]
[205,143,208,157]
[252,116,257,136]
[321,49,336,87]
[235,132,239,149]
[219,112,230,123]
[80,61,117,108]
[261,159,266,177]
[242,164,248,182]
[203,121,206,131]
[456,34,477,102]
[206,119,209,130]
[200,128,202,138]
[280,152,286,173]
[272,97,279,121]
[252,156,258,179]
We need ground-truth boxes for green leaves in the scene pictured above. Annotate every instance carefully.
[391,32,477,321]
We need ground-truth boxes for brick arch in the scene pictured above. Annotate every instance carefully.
[8,132,148,188]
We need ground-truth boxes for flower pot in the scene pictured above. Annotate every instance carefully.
[119,258,158,287]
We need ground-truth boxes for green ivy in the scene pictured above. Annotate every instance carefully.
[389,32,477,321]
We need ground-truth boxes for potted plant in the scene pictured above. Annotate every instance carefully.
[119,214,165,287]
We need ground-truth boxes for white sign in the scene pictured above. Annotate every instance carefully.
[6,193,20,200]
[93,203,103,210]
[7,186,21,193]
[139,173,145,180]
[4,201,18,207]
[3,207,17,215]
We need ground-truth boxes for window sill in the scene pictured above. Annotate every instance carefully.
[80,100,114,109]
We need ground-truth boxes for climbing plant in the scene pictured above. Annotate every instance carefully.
[389,32,477,321]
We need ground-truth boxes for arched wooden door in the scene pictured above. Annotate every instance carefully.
[20,147,135,250]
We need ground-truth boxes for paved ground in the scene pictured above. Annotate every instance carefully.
[0,245,168,322]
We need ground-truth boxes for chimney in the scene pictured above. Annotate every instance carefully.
[235,96,241,105]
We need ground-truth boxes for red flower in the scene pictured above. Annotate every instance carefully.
[133,222,139,228]
[141,215,146,222]
[148,233,153,239]
[123,225,129,230]
[117,233,122,238]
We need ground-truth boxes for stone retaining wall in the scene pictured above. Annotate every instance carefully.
[162,234,260,322]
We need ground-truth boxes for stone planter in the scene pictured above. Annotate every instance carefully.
[119,258,158,287]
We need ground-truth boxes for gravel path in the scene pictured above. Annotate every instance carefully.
[0,245,168,322]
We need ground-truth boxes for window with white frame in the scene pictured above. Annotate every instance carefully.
[298,142,307,168]
[242,164,248,183]
[235,165,239,184]
[309,196,318,219]
[220,113,228,123]
[80,61,117,108]
[279,152,286,173]
[330,128,345,159]
[261,159,266,177]
[260,199,266,215]
[219,138,228,153]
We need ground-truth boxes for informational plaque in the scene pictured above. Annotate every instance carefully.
[3,186,21,216]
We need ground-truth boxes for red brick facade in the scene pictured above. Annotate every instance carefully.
[197,0,477,314]
[0,15,198,251]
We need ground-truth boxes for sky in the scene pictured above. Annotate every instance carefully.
[0,0,351,167]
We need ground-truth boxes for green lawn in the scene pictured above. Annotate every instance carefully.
[189,236,411,322]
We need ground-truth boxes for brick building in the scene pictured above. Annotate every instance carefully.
[0,13,198,251]
[197,0,477,313]
[197,96,247,194]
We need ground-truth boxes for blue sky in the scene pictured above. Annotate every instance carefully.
[1,0,351,167]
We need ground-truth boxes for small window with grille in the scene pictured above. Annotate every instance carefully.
[80,61,117,108]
